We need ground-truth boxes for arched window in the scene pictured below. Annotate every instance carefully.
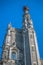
[11,52,16,60]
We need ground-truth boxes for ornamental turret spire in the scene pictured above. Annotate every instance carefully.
[23,6,33,30]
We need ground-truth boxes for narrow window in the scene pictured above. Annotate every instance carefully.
[11,52,16,60]
[32,46,35,51]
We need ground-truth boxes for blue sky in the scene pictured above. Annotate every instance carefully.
[0,0,43,59]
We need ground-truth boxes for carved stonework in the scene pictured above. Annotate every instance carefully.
[1,6,41,65]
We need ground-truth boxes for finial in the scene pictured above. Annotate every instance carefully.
[23,6,29,14]
[8,22,12,29]
[23,6,29,11]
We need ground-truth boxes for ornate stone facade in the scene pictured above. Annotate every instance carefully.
[0,6,42,65]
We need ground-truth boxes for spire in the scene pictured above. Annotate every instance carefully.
[23,6,33,30]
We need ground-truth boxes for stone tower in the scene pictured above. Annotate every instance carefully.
[2,6,41,65]
[22,6,41,65]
